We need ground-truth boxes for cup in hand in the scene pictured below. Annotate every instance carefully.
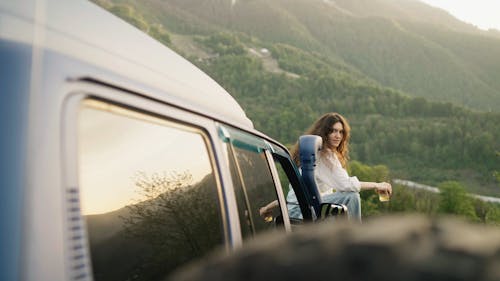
[378,190,390,202]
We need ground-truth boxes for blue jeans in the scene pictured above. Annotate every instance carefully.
[287,191,361,222]
[322,192,361,222]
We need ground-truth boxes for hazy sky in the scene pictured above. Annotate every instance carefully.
[420,0,500,31]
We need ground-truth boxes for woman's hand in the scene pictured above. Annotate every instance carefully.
[259,200,279,222]
[376,182,392,196]
[259,206,273,218]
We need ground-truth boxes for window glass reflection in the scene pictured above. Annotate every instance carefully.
[78,100,223,281]
[229,145,285,235]
[226,145,252,239]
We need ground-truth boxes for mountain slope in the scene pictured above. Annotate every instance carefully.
[108,0,500,111]
[332,0,480,32]
[90,0,500,195]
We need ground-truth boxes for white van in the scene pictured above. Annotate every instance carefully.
[0,1,341,281]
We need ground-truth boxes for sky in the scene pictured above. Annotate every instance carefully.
[419,0,500,31]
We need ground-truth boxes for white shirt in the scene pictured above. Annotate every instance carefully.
[315,151,361,194]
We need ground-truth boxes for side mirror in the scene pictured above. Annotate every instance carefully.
[319,203,347,220]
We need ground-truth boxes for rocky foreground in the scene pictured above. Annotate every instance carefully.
[171,215,500,281]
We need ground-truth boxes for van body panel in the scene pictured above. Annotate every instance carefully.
[0,0,253,129]
[0,39,32,281]
[1,1,314,280]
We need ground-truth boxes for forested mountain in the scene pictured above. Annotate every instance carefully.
[96,0,500,111]
[91,0,500,196]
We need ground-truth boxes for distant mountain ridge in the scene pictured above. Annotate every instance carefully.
[329,0,485,33]
[109,0,500,111]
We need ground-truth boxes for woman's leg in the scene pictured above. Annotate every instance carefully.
[287,203,303,220]
[321,192,361,222]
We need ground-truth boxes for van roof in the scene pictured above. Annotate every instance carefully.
[0,0,253,128]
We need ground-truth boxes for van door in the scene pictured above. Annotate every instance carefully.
[62,87,229,281]
[269,144,315,224]
[218,125,299,238]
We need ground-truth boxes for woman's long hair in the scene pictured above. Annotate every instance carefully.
[291,112,351,167]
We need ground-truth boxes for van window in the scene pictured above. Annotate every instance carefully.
[221,126,286,237]
[231,147,285,235]
[226,146,253,239]
[78,100,224,281]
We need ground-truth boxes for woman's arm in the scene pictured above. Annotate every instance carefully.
[360,181,392,195]
[259,200,279,217]
[316,153,393,195]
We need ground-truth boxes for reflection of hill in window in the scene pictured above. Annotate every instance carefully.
[234,149,274,190]
[85,171,223,281]
[233,149,277,210]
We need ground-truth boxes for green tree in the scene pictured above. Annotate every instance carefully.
[148,24,172,46]
[438,181,477,221]
[110,4,149,32]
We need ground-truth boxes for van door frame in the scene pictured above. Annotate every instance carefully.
[218,124,294,233]
[60,80,245,278]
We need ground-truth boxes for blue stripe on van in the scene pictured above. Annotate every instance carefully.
[0,39,31,281]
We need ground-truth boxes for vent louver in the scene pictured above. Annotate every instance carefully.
[66,187,92,281]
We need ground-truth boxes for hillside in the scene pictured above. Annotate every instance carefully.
[99,0,500,111]
[85,174,222,280]
[90,0,500,196]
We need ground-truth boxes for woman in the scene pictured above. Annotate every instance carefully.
[288,112,392,222]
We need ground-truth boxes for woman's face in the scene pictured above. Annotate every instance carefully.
[327,122,344,149]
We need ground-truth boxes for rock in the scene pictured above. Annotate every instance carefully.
[169,215,500,281]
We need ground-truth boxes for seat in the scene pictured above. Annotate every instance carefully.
[298,135,347,219]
